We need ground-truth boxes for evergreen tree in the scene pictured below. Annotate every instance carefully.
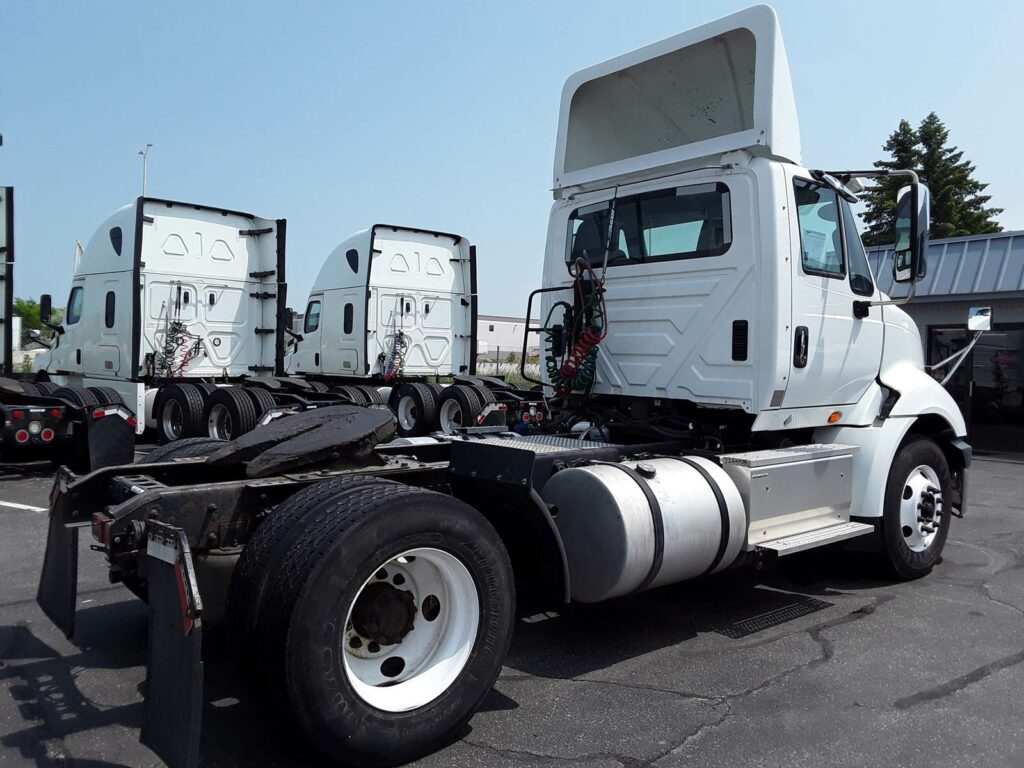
[860,113,1002,245]
[917,112,1001,239]
[860,119,920,246]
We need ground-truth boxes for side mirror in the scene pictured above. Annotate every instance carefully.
[968,306,992,333]
[40,294,52,324]
[892,184,930,283]
[283,307,295,329]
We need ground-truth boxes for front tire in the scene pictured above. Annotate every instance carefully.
[881,437,953,580]
[260,486,515,766]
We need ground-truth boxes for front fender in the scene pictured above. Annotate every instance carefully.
[880,361,967,436]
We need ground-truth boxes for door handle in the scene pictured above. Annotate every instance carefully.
[794,327,808,369]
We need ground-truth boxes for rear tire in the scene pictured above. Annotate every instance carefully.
[353,384,385,406]
[881,437,953,580]
[204,386,257,440]
[52,386,100,408]
[228,475,399,655]
[34,382,61,395]
[470,384,496,406]
[156,383,204,443]
[19,382,41,396]
[87,386,123,405]
[389,383,438,437]
[307,381,330,393]
[437,385,483,434]
[246,387,277,421]
[332,384,368,406]
[258,486,514,767]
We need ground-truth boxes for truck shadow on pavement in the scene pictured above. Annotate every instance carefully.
[0,551,895,767]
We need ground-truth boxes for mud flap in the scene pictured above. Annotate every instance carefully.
[140,522,204,768]
[35,488,79,638]
[83,405,137,471]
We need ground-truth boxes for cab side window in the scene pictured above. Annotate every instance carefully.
[66,287,84,325]
[304,300,321,333]
[840,200,875,297]
[793,180,844,278]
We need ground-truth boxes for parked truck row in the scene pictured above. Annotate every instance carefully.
[37,6,979,768]
[25,199,547,448]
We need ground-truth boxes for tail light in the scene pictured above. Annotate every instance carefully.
[535,410,545,422]
[41,428,55,442]
[49,409,61,419]
[11,410,23,421]
[14,429,29,444]
[522,412,532,423]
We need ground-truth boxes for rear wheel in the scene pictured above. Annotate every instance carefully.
[246,387,277,421]
[156,383,204,443]
[34,382,61,395]
[52,386,100,408]
[389,383,438,437]
[353,384,385,406]
[307,381,330,393]
[87,386,123,405]
[204,386,257,440]
[881,437,953,580]
[258,486,514,766]
[332,384,369,406]
[437,385,482,434]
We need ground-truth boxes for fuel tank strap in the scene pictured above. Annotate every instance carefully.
[591,462,665,592]
[674,456,730,574]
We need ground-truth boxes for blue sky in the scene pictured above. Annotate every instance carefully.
[3,1,1022,315]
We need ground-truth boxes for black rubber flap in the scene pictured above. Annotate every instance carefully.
[141,525,203,768]
[85,407,137,471]
[206,405,396,478]
[36,494,78,638]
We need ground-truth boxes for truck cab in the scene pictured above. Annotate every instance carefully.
[539,3,966,520]
[288,225,475,379]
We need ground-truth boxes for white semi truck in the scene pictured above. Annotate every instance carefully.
[35,203,497,441]
[38,6,973,768]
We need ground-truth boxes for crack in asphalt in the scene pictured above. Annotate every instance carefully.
[894,647,1024,709]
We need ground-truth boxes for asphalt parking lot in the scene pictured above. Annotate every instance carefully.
[1,454,1023,768]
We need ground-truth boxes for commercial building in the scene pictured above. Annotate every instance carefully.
[868,231,1024,453]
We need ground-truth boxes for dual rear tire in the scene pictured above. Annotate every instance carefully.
[229,481,515,766]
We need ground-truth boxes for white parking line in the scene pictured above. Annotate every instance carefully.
[0,500,48,512]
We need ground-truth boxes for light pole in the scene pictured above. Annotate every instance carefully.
[138,144,153,196]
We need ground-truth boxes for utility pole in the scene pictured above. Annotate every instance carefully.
[138,143,152,196]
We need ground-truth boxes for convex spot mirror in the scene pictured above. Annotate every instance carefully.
[893,183,930,283]
[968,306,992,333]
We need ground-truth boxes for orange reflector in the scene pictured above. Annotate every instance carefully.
[828,411,841,424]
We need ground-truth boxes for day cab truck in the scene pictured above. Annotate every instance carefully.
[0,186,134,471]
[37,6,972,768]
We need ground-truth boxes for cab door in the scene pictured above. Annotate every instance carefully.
[290,295,323,374]
[782,173,884,408]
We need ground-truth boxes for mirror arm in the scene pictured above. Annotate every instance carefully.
[867,280,916,308]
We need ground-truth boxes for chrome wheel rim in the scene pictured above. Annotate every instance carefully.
[900,464,943,552]
[161,399,184,440]
[342,547,479,712]
[208,403,233,440]
[397,395,419,431]
[438,399,464,434]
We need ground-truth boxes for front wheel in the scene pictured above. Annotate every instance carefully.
[260,486,515,766]
[881,437,953,580]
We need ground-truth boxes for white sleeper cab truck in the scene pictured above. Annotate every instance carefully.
[38,7,973,768]
[0,187,134,470]
[35,197,291,442]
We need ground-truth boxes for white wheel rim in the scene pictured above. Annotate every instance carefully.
[900,464,943,552]
[397,395,419,431]
[161,400,184,439]
[343,547,480,712]
[438,399,464,434]
[208,403,233,440]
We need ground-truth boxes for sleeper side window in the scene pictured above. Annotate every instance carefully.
[104,291,116,328]
[304,300,321,333]
[66,287,84,325]
[343,303,354,335]
[793,179,844,278]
